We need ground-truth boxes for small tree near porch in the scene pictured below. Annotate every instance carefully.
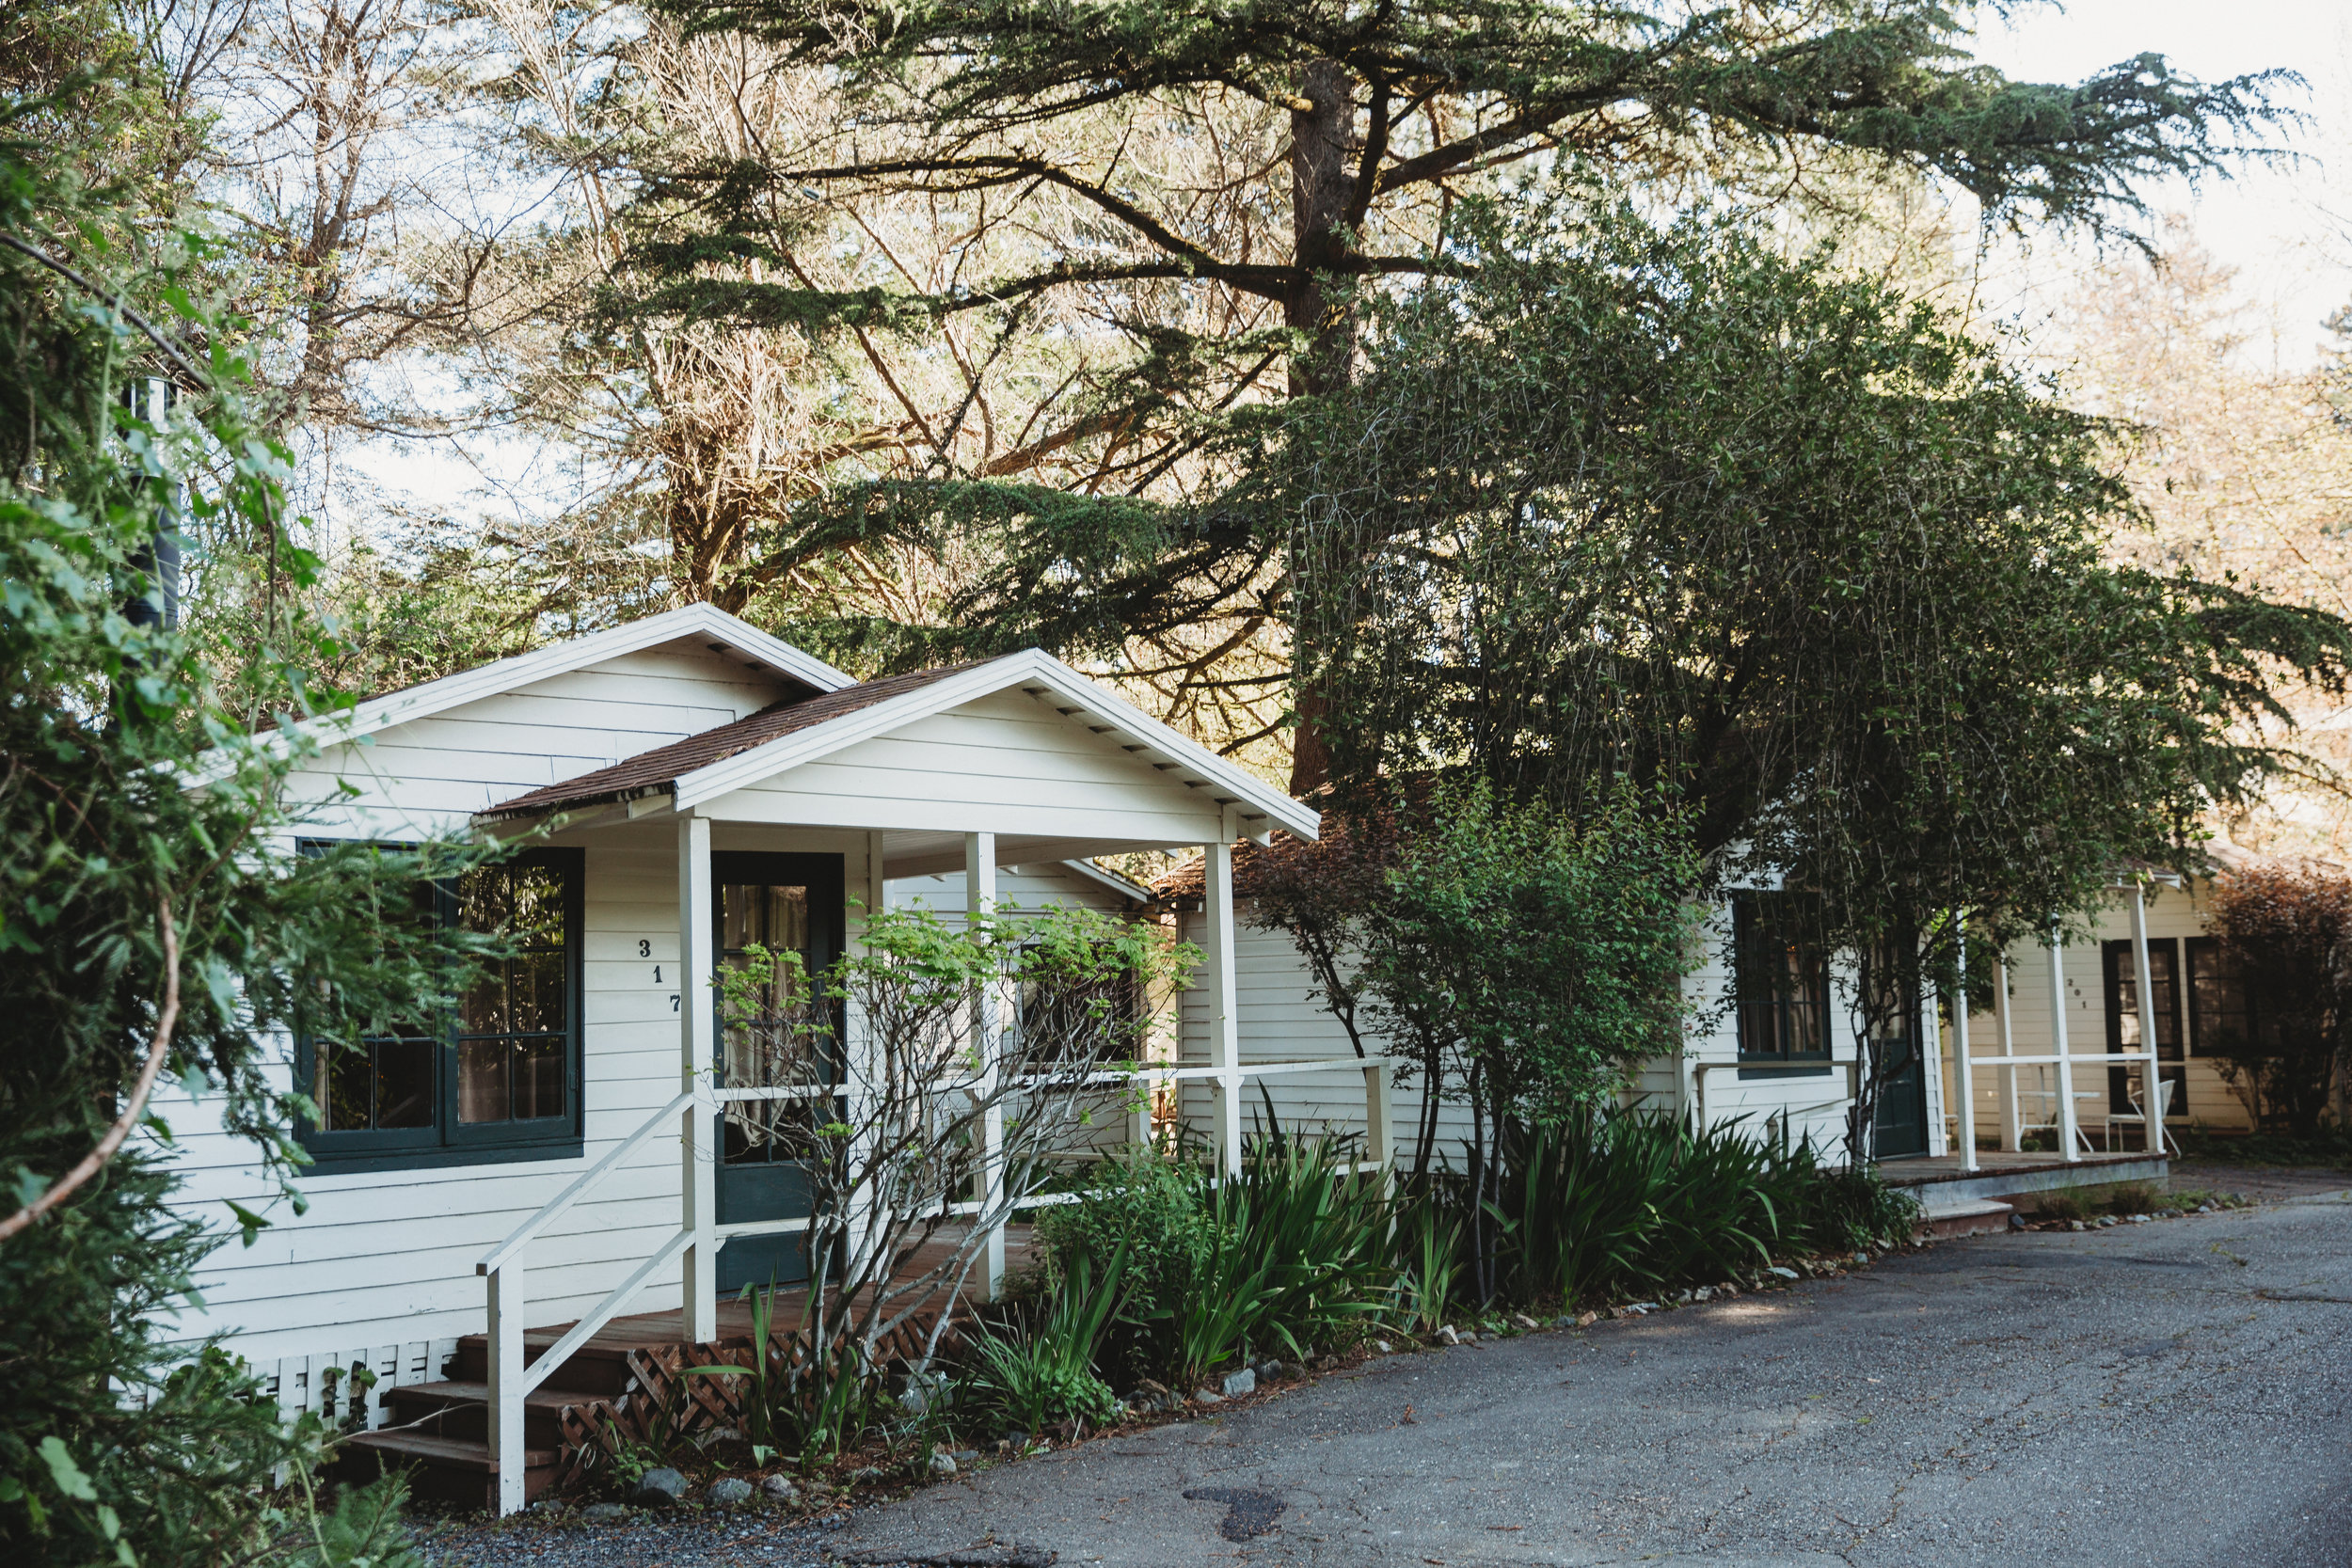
[711,901,1197,1462]
[2204,863,2352,1135]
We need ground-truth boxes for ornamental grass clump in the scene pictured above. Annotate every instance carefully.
[1032,1125,1400,1389]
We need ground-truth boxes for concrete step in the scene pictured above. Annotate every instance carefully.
[1915,1197,2015,1241]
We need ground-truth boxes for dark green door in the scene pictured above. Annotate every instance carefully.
[1869,991,1931,1160]
[711,852,845,1292]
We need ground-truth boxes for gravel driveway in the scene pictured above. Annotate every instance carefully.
[419,1175,2352,1568]
[829,1183,2352,1568]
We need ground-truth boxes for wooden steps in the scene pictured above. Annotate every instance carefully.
[332,1231,1038,1512]
[338,1429,560,1509]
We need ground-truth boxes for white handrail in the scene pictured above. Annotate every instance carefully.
[478,1089,696,1277]
[520,1229,695,1396]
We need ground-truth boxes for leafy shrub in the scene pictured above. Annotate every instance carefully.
[2032,1189,2091,1224]
[2101,1181,2163,1217]
[1033,1155,1215,1326]
[1422,1111,1918,1310]
[1486,1112,1783,1302]
[1775,1160,1920,1252]
[1039,1130,1398,1386]
[955,1248,1128,1435]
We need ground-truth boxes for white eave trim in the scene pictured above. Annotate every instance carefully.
[1054,858,1153,904]
[672,649,1319,842]
[202,606,852,781]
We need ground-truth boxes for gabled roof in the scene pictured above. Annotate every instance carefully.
[237,605,852,769]
[482,662,977,819]
[476,647,1320,843]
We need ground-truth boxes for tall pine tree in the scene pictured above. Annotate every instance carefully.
[641,0,2291,788]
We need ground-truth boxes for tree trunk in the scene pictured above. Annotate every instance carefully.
[1286,58,1356,796]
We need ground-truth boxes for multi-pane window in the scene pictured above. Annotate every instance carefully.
[303,847,582,1169]
[2186,935,2274,1056]
[1733,891,1830,1064]
[1019,957,1144,1064]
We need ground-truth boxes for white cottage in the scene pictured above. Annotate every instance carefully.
[156,604,1337,1509]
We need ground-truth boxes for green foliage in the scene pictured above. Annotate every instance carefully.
[1425,1113,1918,1308]
[1032,1154,1216,1327]
[954,1247,1129,1436]
[628,0,2290,694]
[0,74,485,1568]
[1774,1158,1922,1256]
[1365,783,1699,1146]
[1286,182,2352,1151]
[1391,1202,1462,1338]
[1036,1130,1395,1387]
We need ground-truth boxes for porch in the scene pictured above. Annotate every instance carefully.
[441,648,1352,1514]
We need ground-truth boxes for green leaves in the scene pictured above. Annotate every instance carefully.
[1288,179,2352,1007]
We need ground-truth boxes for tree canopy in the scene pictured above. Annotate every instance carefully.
[637,0,2294,785]
[1278,183,2352,1008]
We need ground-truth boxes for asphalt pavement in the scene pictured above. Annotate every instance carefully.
[830,1185,2352,1568]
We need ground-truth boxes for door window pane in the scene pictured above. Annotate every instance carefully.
[721,881,823,1161]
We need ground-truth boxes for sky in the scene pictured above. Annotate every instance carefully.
[1972,0,2352,368]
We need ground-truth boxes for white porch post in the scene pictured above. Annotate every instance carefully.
[965,832,1007,1301]
[1923,972,1948,1158]
[1953,924,1979,1172]
[2128,881,2167,1154]
[486,1259,526,1514]
[2050,927,2081,1164]
[845,832,888,1275]
[1203,832,1244,1179]
[1994,951,2022,1152]
[1363,1058,1393,1195]
[678,813,719,1341]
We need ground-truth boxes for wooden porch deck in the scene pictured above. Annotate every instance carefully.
[570,1226,1042,1353]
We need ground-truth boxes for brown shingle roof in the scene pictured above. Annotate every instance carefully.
[482,661,983,820]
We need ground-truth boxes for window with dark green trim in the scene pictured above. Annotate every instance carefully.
[297,845,585,1171]
[1733,891,1831,1067]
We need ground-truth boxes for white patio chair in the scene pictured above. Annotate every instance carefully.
[2103,1077,2176,1157]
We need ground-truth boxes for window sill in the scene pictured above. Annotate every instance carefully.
[1736,1061,1835,1082]
[297,1136,584,1177]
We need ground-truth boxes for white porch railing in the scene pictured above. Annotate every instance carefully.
[476,1055,1391,1515]
[475,1083,825,1515]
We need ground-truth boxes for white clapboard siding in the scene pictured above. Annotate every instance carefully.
[1168,911,1477,1164]
[710,691,1224,843]
[154,638,870,1365]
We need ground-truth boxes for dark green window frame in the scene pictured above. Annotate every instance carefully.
[1733,890,1833,1075]
[294,842,585,1173]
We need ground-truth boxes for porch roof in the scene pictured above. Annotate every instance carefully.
[477,662,978,820]
[473,647,1320,845]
